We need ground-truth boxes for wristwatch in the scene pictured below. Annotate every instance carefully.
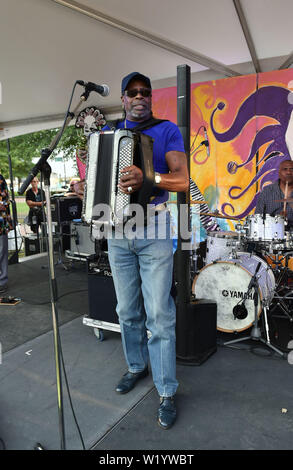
[154,172,162,185]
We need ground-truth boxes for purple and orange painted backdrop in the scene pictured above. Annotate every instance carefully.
[152,69,293,236]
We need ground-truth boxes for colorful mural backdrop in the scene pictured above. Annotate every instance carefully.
[152,69,293,240]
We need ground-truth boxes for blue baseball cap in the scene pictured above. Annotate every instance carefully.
[121,72,152,95]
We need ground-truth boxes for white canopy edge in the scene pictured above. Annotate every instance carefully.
[0,55,290,142]
[0,107,122,141]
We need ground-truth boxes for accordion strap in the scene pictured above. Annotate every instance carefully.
[107,117,168,131]
[128,117,168,131]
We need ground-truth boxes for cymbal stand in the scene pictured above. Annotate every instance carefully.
[270,288,293,322]
[269,251,293,322]
[224,265,286,358]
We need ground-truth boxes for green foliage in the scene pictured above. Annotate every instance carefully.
[0,125,86,180]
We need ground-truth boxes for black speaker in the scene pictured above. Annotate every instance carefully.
[87,269,118,325]
[177,64,191,155]
[176,299,217,366]
[51,197,82,223]
[176,64,191,305]
[24,235,41,256]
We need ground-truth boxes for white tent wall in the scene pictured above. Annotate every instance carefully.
[1,0,292,139]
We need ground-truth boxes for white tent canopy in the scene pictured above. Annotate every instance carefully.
[1,0,292,139]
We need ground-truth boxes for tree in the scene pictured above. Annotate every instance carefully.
[0,125,85,187]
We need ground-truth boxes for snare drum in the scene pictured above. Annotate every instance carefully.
[246,214,285,241]
[192,252,275,332]
[206,231,244,264]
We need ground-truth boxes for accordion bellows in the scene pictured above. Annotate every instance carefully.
[82,129,155,226]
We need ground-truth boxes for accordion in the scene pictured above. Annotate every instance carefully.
[82,129,155,226]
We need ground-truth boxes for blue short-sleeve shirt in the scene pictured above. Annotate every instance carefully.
[104,118,185,204]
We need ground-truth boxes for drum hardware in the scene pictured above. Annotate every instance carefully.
[270,241,286,252]
[269,290,293,323]
[269,274,293,321]
[223,262,286,358]
[235,222,245,236]
[268,250,293,323]
[265,250,293,286]
[266,250,291,267]
[284,231,293,249]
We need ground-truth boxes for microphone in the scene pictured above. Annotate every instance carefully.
[77,80,110,97]
[204,127,210,157]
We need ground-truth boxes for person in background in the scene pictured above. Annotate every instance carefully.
[0,173,13,294]
[74,180,85,201]
[25,177,45,233]
[255,159,293,228]
[64,177,81,198]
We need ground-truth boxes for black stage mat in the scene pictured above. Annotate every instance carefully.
[0,254,88,353]
[0,318,152,451]
[93,343,293,451]
[1,254,293,451]
[1,316,293,451]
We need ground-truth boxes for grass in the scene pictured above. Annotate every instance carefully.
[15,201,28,222]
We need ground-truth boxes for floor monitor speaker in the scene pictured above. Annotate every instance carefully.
[176,299,217,365]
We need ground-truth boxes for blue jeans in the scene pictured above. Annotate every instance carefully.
[108,212,178,397]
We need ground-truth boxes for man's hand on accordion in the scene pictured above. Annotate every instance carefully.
[119,165,143,194]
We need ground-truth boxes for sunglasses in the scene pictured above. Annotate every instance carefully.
[125,88,152,98]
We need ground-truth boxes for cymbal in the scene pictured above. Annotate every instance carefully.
[168,200,208,204]
[200,212,243,221]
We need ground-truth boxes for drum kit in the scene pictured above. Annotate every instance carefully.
[189,201,293,357]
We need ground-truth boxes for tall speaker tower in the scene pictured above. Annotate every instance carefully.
[175,64,217,365]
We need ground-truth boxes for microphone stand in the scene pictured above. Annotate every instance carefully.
[224,264,286,358]
[18,86,91,450]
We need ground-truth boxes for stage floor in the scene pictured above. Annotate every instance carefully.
[1,253,293,451]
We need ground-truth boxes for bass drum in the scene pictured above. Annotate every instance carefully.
[192,252,275,333]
